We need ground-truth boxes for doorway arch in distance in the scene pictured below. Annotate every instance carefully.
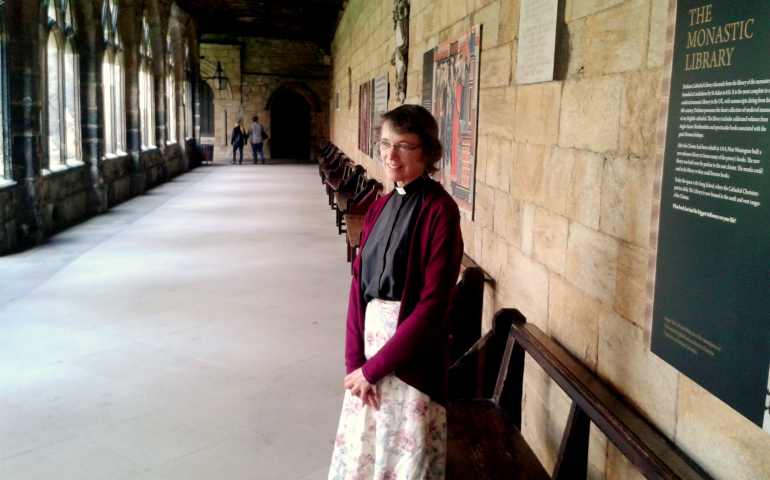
[266,83,322,161]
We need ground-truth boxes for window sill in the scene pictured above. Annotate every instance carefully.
[141,146,158,152]
[0,178,16,191]
[41,161,86,176]
[103,152,130,162]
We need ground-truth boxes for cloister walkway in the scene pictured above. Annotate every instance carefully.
[0,162,350,479]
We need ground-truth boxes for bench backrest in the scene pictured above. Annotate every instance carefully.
[348,182,383,214]
[447,255,487,365]
[450,309,714,480]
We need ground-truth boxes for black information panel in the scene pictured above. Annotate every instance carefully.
[653,0,770,430]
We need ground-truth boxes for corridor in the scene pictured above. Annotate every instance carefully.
[0,163,349,479]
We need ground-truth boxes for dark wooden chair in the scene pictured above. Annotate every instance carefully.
[324,160,353,208]
[331,165,366,215]
[447,308,714,480]
[335,175,377,234]
[319,149,342,184]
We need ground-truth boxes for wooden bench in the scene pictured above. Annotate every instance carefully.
[343,213,365,270]
[335,178,381,234]
[447,255,491,366]
[324,160,353,208]
[447,309,714,480]
[330,165,366,215]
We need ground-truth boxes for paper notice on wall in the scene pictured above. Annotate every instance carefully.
[516,0,558,85]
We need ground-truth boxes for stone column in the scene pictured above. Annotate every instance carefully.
[77,3,108,213]
[119,3,144,195]
[7,0,44,247]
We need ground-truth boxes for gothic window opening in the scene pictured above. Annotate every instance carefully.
[44,0,81,169]
[199,80,213,138]
[183,42,192,139]
[166,35,176,143]
[139,14,154,148]
[0,2,8,180]
[102,0,124,156]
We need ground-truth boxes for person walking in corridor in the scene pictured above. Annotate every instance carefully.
[231,120,246,164]
[328,105,464,480]
[248,115,266,164]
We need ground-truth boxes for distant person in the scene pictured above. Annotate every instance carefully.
[231,120,246,164]
[248,116,266,164]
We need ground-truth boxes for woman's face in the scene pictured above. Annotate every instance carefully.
[380,121,425,186]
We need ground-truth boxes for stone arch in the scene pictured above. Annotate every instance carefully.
[265,82,321,113]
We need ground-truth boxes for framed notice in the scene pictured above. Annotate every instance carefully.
[358,81,372,156]
[422,48,435,112]
[648,0,770,434]
[432,25,481,218]
[516,0,558,84]
[372,74,389,163]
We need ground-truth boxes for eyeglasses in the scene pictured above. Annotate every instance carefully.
[376,140,422,154]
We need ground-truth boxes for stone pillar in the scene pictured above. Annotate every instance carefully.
[7,0,44,247]
[77,4,108,214]
[119,3,144,195]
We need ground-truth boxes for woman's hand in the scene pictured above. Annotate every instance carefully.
[344,368,379,410]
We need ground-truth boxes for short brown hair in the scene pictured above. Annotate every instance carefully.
[377,104,442,175]
[252,116,258,122]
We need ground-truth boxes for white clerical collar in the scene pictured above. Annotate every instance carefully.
[395,186,406,195]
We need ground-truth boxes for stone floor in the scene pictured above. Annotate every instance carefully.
[0,161,351,480]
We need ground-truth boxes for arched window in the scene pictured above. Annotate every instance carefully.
[44,0,80,168]
[0,2,8,180]
[139,14,154,148]
[102,0,124,155]
[199,81,214,137]
[166,35,176,143]
[183,43,192,139]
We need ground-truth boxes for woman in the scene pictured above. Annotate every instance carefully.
[231,120,246,164]
[328,105,464,480]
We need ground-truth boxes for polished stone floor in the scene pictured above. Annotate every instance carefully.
[0,162,351,479]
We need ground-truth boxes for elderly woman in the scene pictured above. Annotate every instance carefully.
[328,104,464,480]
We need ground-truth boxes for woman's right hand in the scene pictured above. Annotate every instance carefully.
[344,368,379,410]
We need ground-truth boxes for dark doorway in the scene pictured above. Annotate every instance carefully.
[270,91,310,160]
[200,81,215,138]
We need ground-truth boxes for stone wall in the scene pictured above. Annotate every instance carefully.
[0,0,200,256]
[201,37,331,161]
[330,0,770,479]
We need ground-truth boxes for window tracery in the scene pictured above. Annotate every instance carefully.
[44,0,81,168]
[166,35,176,143]
[102,0,124,155]
[139,14,154,148]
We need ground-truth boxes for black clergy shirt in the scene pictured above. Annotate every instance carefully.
[361,175,436,304]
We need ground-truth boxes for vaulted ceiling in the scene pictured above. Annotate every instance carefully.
[175,0,347,51]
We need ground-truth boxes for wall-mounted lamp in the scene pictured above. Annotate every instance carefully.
[202,61,228,90]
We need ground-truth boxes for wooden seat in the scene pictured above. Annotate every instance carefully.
[447,309,715,480]
[343,213,365,270]
[448,400,550,480]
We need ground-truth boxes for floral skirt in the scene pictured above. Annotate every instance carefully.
[328,299,447,480]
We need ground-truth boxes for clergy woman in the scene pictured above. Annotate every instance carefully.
[328,104,464,480]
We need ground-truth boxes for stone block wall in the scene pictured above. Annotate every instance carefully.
[330,0,770,479]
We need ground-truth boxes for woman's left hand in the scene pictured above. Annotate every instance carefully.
[344,368,379,410]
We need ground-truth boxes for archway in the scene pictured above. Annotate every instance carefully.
[270,91,311,160]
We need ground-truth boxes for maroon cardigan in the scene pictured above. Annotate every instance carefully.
[346,182,464,406]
